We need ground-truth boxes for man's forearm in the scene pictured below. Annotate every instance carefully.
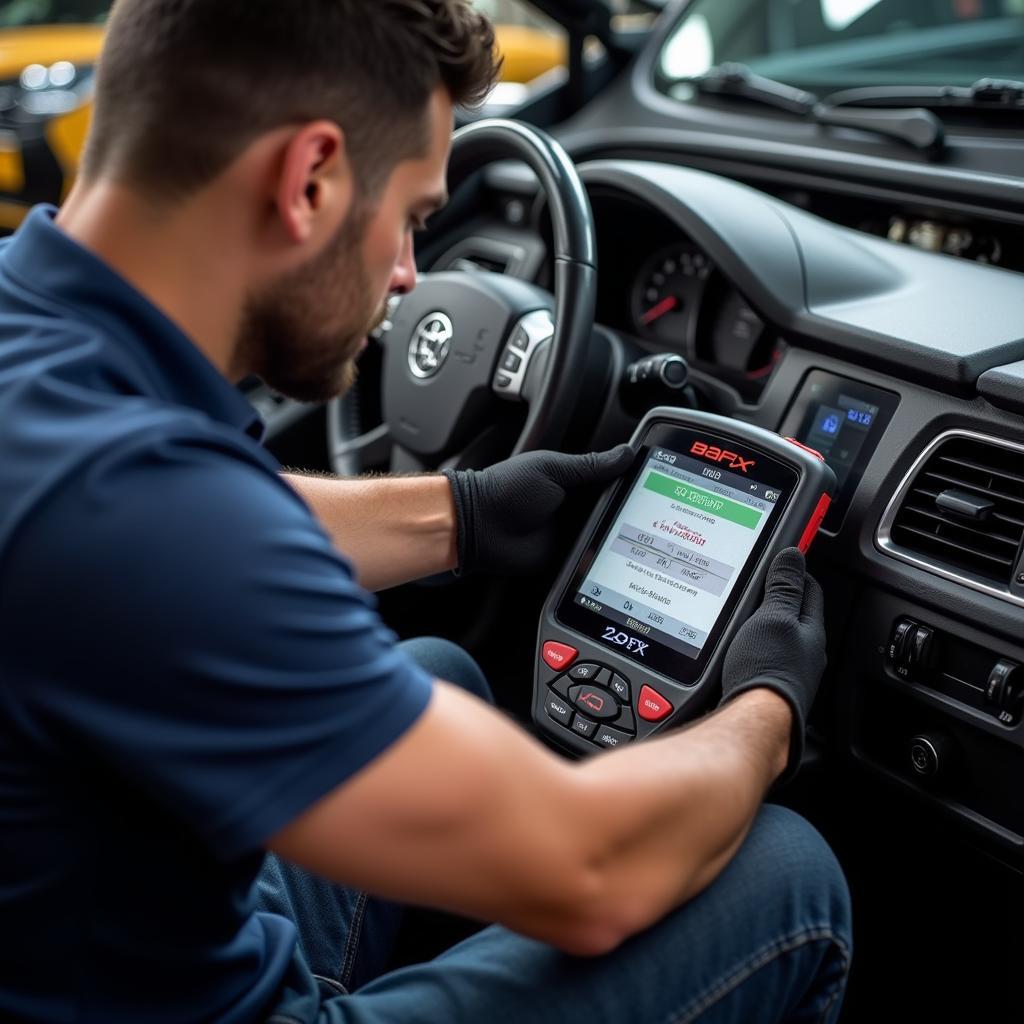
[268,680,794,956]
[284,473,458,590]
[563,688,792,951]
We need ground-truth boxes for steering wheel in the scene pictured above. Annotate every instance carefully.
[328,119,597,475]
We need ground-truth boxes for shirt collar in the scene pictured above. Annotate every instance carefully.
[3,205,263,439]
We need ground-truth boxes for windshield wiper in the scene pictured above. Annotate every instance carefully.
[823,78,1024,111]
[686,63,945,156]
[692,63,819,115]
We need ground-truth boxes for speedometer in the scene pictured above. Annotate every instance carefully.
[631,242,713,346]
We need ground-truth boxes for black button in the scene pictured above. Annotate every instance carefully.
[500,349,522,373]
[569,684,619,721]
[593,724,633,749]
[494,373,514,389]
[571,715,597,739]
[608,673,630,701]
[550,676,571,699]
[568,663,603,683]
[509,326,530,352]
[545,695,573,727]
[615,704,636,732]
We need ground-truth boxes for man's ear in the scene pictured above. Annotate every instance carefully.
[275,120,353,245]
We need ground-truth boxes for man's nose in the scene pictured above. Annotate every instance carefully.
[389,232,417,296]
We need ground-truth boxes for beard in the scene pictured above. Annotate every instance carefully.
[236,207,390,404]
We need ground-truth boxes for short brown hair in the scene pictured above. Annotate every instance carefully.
[83,0,499,201]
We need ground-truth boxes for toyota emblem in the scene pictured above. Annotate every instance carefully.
[408,312,453,379]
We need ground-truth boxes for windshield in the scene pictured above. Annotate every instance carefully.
[658,0,1024,94]
[0,0,107,28]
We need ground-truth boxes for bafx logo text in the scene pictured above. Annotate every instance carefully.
[690,441,755,473]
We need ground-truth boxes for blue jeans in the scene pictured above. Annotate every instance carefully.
[258,638,852,1024]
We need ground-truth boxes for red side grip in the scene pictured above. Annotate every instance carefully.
[783,436,826,461]
[798,494,832,553]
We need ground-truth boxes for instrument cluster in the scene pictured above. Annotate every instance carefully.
[628,239,784,400]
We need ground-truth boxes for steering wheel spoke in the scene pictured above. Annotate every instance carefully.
[329,422,392,477]
[390,444,430,475]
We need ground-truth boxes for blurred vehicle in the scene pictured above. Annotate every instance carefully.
[0,0,574,229]
[494,20,566,82]
[475,0,568,82]
[0,1,106,229]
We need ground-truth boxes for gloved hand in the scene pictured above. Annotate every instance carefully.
[720,547,826,785]
[443,445,634,576]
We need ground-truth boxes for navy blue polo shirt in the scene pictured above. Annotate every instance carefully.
[0,207,434,1022]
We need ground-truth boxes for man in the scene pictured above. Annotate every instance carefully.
[0,1,851,1022]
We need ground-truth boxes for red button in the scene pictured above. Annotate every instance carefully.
[542,641,578,671]
[798,493,832,554]
[783,437,825,461]
[637,684,673,722]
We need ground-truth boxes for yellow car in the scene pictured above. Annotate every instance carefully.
[0,2,565,232]
[0,2,106,230]
[493,22,566,84]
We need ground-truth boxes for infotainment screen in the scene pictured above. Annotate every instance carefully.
[556,423,800,680]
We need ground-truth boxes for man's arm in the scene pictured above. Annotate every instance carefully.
[270,681,789,956]
[284,446,633,591]
[285,472,457,591]
[269,547,824,955]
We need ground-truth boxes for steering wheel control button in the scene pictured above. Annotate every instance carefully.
[637,684,673,722]
[570,715,598,739]
[499,350,524,374]
[608,673,631,702]
[569,684,619,721]
[492,308,554,402]
[500,349,522,374]
[593,724,634,749]
[509,326,530,352]
[544,695,574,727]
[542,641,577,671]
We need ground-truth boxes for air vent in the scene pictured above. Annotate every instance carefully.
[879,432,1024,600]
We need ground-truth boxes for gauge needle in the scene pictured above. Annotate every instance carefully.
[641,295,680,326]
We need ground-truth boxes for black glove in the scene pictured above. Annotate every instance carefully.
[443,445,634,576]
[719,547,826,785]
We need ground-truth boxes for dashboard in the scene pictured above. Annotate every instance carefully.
[416,150,1024,870]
